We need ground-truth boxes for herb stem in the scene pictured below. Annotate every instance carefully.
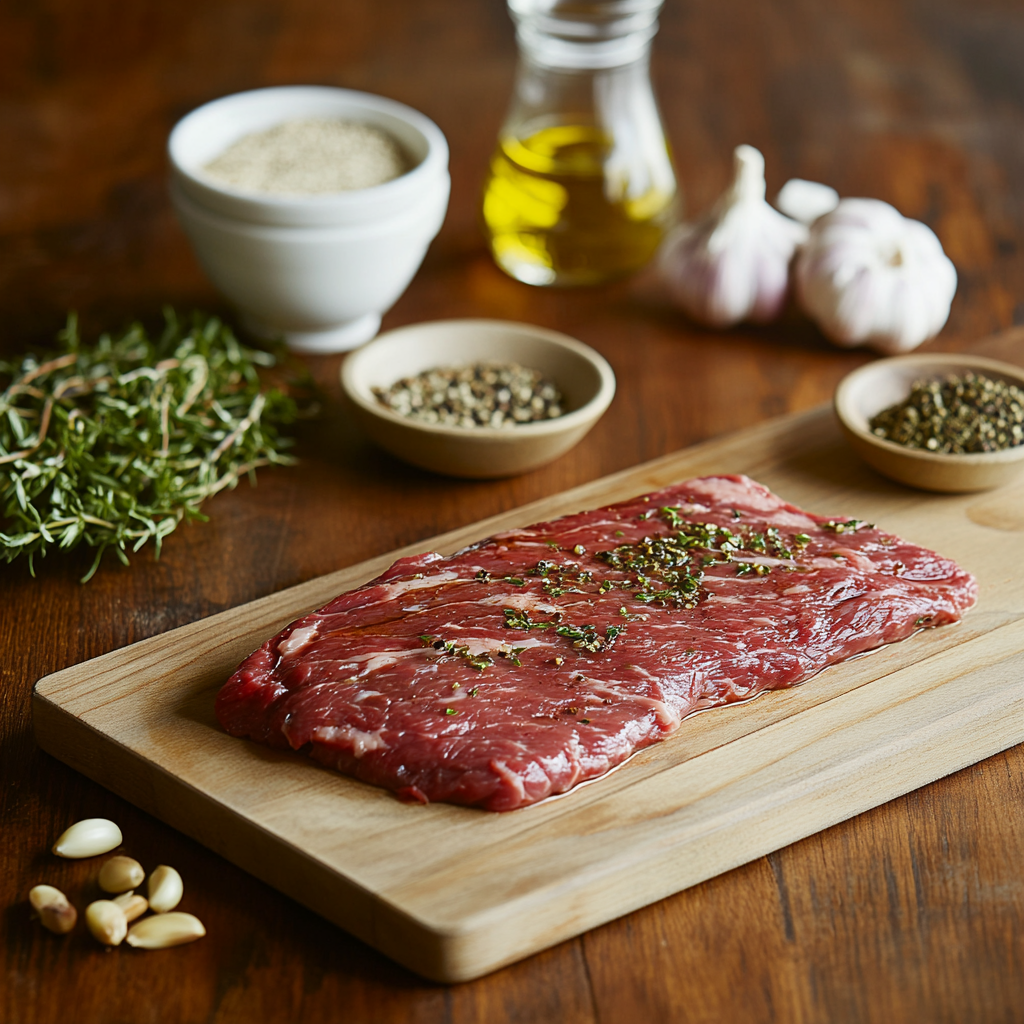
[0,311,304,579]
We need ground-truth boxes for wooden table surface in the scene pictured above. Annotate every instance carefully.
[4,1,1024,1021]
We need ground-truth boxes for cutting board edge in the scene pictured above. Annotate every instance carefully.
[32,638,1024,982]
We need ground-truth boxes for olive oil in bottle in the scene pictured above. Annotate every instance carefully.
[483,124,676,286]
[483,0,678,287]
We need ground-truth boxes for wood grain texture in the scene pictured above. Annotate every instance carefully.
[30,409,1024,980]
[4,0,1024,1019]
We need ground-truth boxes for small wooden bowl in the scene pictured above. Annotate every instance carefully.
[341,319,616,478]
[834,352,1024,492]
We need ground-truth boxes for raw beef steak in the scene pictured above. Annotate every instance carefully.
[216,476,977,811]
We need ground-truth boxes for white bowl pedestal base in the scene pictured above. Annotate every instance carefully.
[243,312,382,353]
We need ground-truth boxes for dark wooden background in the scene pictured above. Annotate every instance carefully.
[4,1,1024,1021]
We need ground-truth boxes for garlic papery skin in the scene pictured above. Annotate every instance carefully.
[795,198,957,355]
[775,178,839,226]
[660,144,808,328]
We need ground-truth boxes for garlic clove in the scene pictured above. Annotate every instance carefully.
[112,891,149,923]
[147,865,183,913]
[126,912,206,949]
[29,884,77,935]
[661,145,808,328]
[795,198,957,354]
[52,818,122,859]
[775,179,839,225]
[85,900,128,946]
[98,855,145,893]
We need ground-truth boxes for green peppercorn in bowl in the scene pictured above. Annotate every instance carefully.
[341,319,616,478]
[834,353,1024,492]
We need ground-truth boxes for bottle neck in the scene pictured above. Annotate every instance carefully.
[508,0,663,70]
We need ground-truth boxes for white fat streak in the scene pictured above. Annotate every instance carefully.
[782,584,812,595]
[491,513,622,543]
[708,589,778,602]
[582,679,683,730]
[373,571,460,601]
[330,648,425,677]
[489,759,528,802]
[810,556,850,570]
[832,547,877,572]
[278,624,319,656]
[764,510,819,528]
[858,586,911,600]
[458,635,550,656]
[622,664,658,680]
[731,554,797,568]
[477,592,559,614]
[312,725,388,758]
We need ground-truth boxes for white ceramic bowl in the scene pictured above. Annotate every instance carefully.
[834,352,1024,492]
[168,86,450,352]
[341,319,617,478]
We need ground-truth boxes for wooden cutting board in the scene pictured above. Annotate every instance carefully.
[32,405,1024,982]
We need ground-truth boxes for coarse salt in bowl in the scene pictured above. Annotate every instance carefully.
[168,86,450,353]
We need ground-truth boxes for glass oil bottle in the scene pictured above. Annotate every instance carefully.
[482,0,678,287]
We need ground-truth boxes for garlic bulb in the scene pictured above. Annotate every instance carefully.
[775,178,839,226]
[795,198,957,354]
[661,145,808,328]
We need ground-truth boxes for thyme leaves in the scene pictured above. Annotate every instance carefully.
[503,646,527,667]
[0,311,303,580]
[419,634,494,671]
[502,608,554,630]
[554,622,623,653]
[594,508,829,604]
[503,604,624,656]
[596,532,705,608]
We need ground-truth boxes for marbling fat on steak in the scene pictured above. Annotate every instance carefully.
[215,476,977,811]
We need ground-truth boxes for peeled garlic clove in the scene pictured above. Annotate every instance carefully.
[661,144,808,328]
[126,912,205,949]
[795,197,957,354]
[98,855,145,893]
[85,899,127,946]
[775,178,839,226]
[52,818,122,859]
[147,865,183,913]
[112,891,149,923]
[29,884,77,935]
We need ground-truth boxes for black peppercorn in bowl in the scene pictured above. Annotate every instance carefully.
[834,353,1024,492]
[341,319,616,478]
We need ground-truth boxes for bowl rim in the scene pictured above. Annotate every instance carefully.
[834,352,1024,467]
[340,318,617,440]
[169,177,449,238]
[168,85,449,214]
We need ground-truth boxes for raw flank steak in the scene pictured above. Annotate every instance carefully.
[216,476,978,811]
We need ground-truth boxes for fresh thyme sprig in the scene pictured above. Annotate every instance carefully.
[0,310,302,580]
